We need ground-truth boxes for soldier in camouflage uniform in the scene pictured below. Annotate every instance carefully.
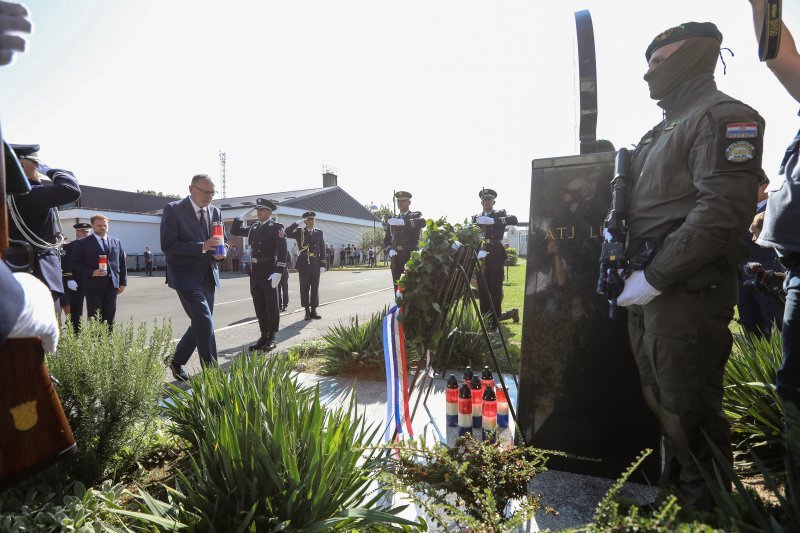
[617,22,766,511]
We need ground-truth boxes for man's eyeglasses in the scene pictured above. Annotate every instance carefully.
[191,185,216,197]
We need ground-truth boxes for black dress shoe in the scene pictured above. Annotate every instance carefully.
[310,309,322,319]
[262,338,278,352]
[169,363,189,382]
[304,309,312,320]
[248,337,268,352]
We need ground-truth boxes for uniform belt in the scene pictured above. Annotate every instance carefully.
[484,239,502,245]
[250,257,275,264]
[393,244,417,252]
[307,252,317,257]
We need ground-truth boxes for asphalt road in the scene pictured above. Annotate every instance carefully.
[103,268,395,378]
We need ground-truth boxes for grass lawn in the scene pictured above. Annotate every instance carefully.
[498,259,525,345]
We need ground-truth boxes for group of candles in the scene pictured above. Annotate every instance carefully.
[445,366,509,442]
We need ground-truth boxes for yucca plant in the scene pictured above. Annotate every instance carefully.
[320,307,389,379]
[724,331,785,474]
[161,354,419,531]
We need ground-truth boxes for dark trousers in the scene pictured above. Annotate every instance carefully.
[85,279,118,328]
[250,264,280,335]
[627,271,736,512]
[145,262,153,276]
[778,269,800,488]
[478,253,505,325]
[738,280,782,339]
[299,259,321,309]
[390,249,413,287]
[279,269,289,308]
[67,286,85,331]
[232,258,239,272]
[172,275,217,366]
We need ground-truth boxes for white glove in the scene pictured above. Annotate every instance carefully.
[388,249,398,258]
[8,273,59,353]
[268,272,282,287]
[296,219,306,226]
[476,216,495,225]
[477,250,489,259]
[387,218,405,226]
[320,267,326,273]
[237,207,255,220]
[451,241,462,251]
[66,280,78,291]
[617,270,662,307]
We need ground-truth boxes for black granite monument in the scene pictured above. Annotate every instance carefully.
[517,152,660,481]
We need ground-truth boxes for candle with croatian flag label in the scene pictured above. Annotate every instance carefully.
[446,374,459,427]
[212,221,225,255]
[496,385,509,428]
[98,255,107,272]
[481,366,494,391]
[470,376,483,429]
[458,383,472,436]
[482,384,497,442]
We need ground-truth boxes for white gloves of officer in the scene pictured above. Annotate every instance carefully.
[66,280,78,291]
[296,219,306,226]
[476,216,495,225]
[320,267,326,273]
[388,249,398,258]
[268,272,282,287]
[9,273,59,353]
[238,207,256,221]
[451,241,462,251]
[387,218,405,227]
[477,250,489,259]
[617,270,662,307]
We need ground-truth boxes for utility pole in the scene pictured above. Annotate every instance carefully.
[219,150,227,199]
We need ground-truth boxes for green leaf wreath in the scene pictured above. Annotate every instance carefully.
[396,218,483,353]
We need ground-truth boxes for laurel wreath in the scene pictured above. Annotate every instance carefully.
[396,218,483,352]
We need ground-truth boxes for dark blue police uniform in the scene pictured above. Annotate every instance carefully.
[286,212,327,320]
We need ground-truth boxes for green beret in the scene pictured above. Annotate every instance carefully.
[645,22,722,61]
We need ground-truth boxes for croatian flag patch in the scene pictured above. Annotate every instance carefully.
[726,122,758,138]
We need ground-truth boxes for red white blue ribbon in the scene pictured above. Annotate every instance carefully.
[383,305,414,442]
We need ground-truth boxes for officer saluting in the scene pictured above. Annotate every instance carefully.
[230,198,287,352]
[62,222,91,330]
[8,144,80,305]
[384,191,425,288]
[473,188,519,328]
[286,212,327,320]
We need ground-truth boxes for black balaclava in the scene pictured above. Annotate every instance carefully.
[643,36,720,101]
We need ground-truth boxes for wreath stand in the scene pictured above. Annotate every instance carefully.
[392,244,527,447]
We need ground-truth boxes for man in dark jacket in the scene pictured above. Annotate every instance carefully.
[286,212,327,320]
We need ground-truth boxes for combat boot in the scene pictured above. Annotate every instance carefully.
[310,308,322,319]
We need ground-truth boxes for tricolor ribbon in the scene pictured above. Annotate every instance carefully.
[383,305,414,442]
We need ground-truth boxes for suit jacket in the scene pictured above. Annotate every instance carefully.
[71,234,127,290]
[160,196,225,291]
[0,262,24,343]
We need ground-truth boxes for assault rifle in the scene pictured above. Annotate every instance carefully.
[596,148,630,319]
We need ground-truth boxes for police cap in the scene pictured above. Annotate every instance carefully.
[394,191,412,201]
[255,198,277,210]
[479,188,497,200]
[302,211,316,219]
[10,143,41,162]
[73,222,91,231]
[645,22,722,61]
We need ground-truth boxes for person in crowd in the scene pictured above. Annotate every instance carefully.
[617,22,766,511]
[160,174,226,381]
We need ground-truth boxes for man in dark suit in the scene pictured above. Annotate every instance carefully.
[8,143,80,306]
[473,188,519,328]
[160,174,226,381]
[62,222,91,330]
[286,212,327,320]
[384,191,426,288]
[70,214,127,328]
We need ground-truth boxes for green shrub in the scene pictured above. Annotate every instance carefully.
[160,354,419,531]
[724,331,784,475]
[46,317,173,484]
[320,307,388,379]
[505,247,519,266]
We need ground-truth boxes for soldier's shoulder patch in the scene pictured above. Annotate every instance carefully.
[726,122,758,139]
[724,140,757,163]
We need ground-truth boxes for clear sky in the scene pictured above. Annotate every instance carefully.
[1,0,798,222]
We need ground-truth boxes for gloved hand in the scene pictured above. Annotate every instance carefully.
[66,280,78,291]
[0,1,31,66]
[451,241,462,251]
[9,273,59,353]
[320,267,326,273]
[296,219,306,226]
[476,216,494,225]
[238,207,256,220]
[477,250,489,259]
[387,218,405,226]
[617,270,662,307]
[388,249,398,258]
[37,163,52,176]
[268,272,282,287]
